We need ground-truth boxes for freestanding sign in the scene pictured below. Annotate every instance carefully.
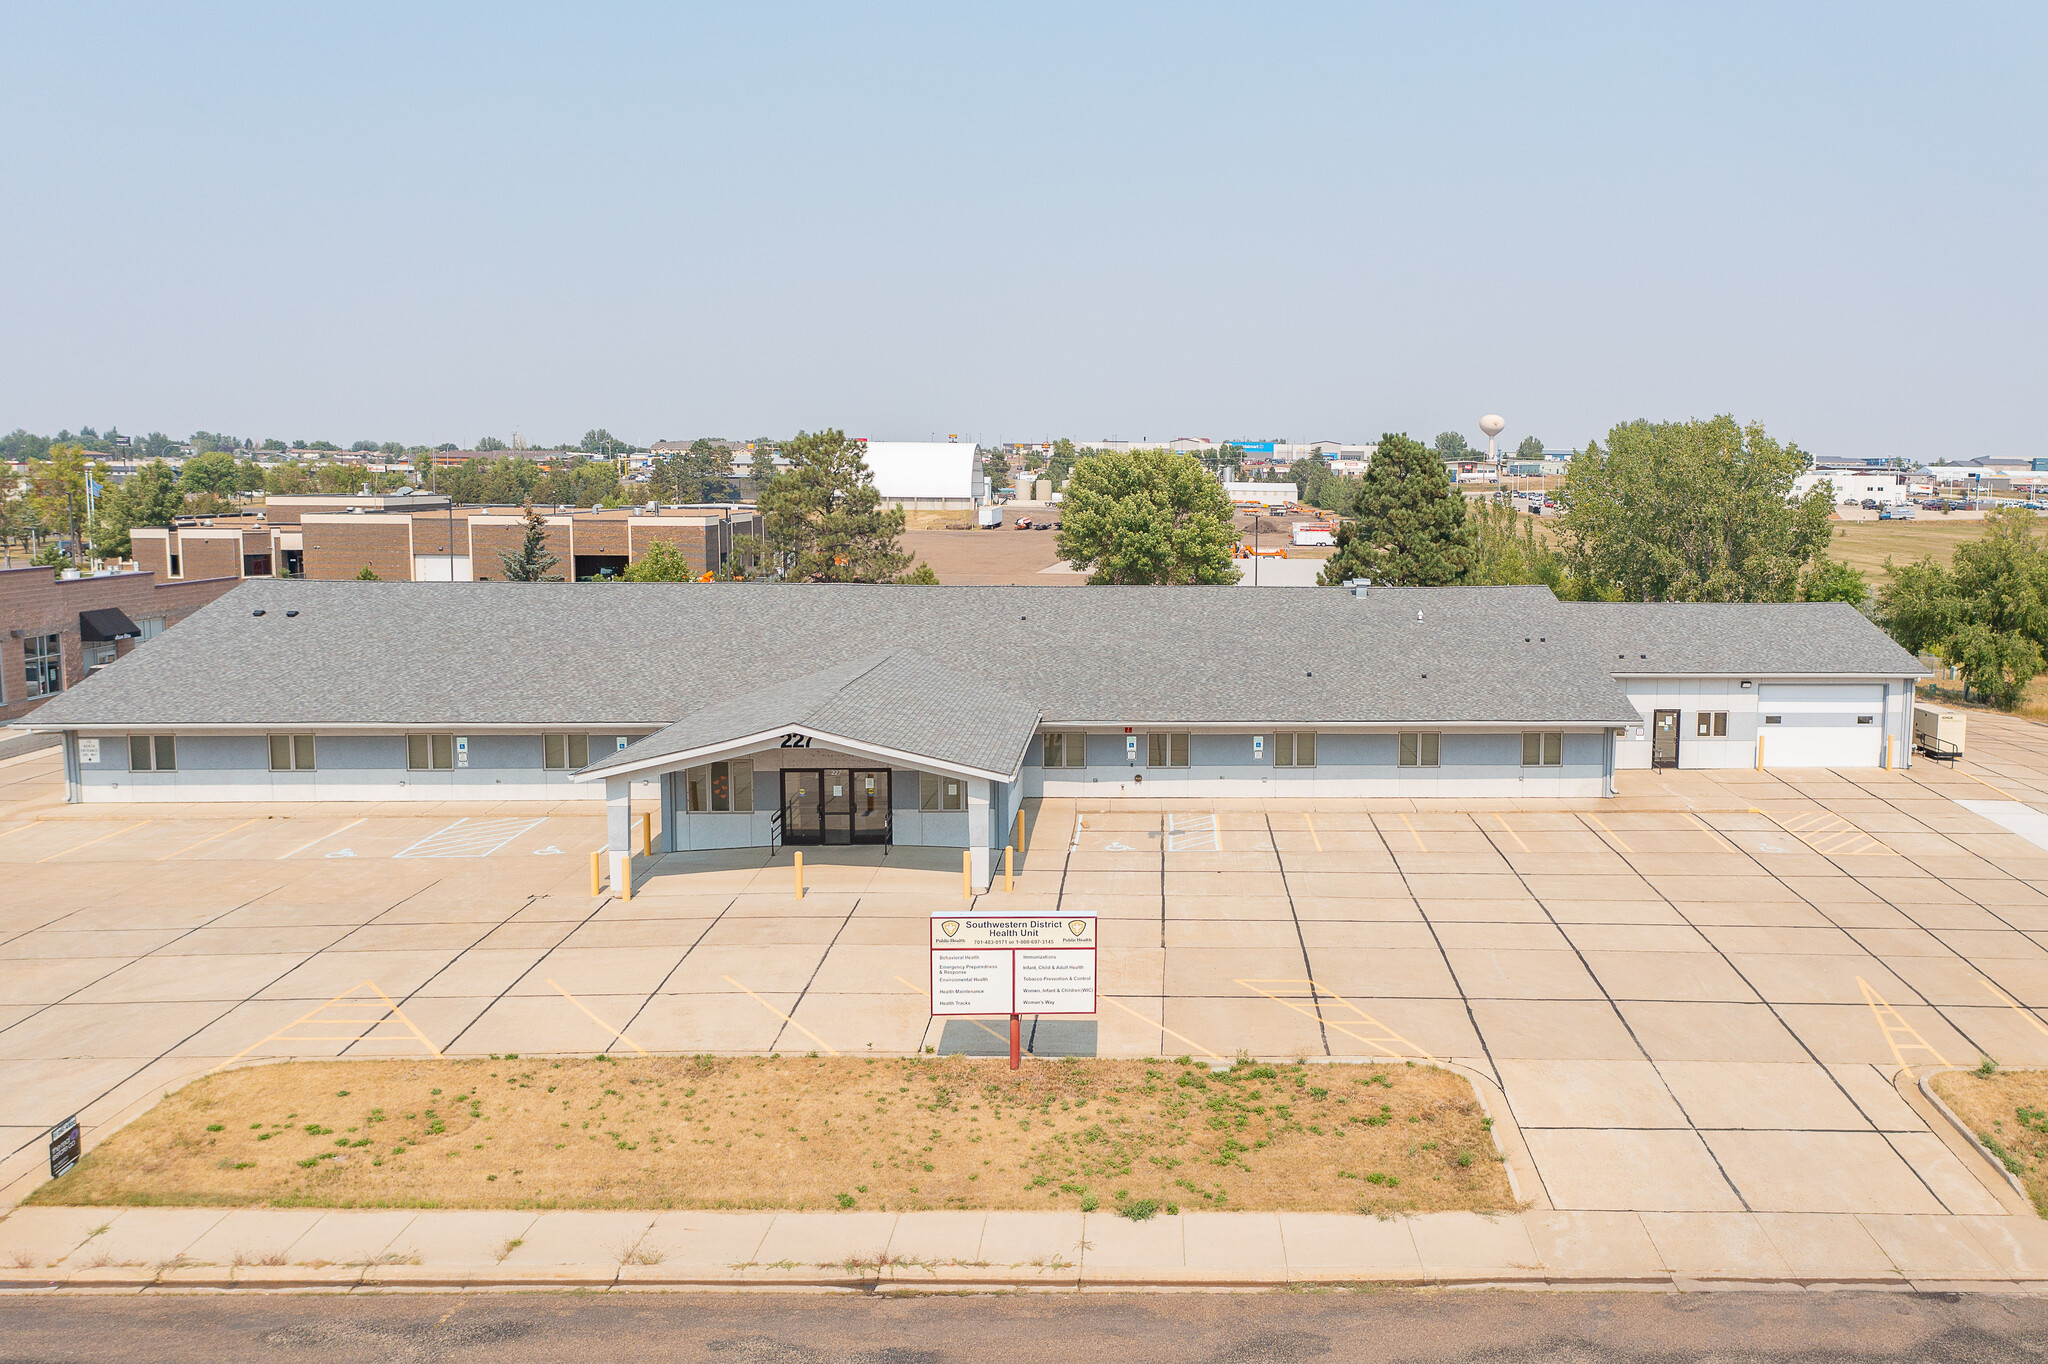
[48,1114,79,1179]
[931,912,1097,1069]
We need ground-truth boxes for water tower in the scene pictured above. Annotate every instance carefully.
[1480,414,1506,464]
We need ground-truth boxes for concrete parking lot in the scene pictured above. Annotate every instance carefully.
[11,715,2048,1232]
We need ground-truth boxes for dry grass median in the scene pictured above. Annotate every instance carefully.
[1932,1067,2048,1215]
[32,1054,1515,1217]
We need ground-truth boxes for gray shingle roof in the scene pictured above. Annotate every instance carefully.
[23,584,1921,758]
[1567,601,1923,677]
[20,581,1644,734]
[579,651,1040,779]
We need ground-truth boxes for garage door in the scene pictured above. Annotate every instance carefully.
[1757,683,1885,767]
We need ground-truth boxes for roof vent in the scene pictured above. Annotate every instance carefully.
[252,609,265,617]
[286,609,299,617]
[1346,578,1370,598]
[1416,610,1423,621]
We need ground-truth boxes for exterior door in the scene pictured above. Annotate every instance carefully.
[1652,710,1680,769]
[781,770,822,845]
[852,770,891,844]
[821,769,853,845]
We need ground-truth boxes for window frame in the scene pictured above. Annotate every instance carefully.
[1273,732,1317,768]
[1398,731,1441,768]
[1696,712,1729,738]
[129,734,177,772]
[268,734,316,771]
[919,772,965,811]
[1147,732,1190,768]
[1521,731,1562,767]
[542,733,591,771]
[1041,731,1086,769]
[24,632,61,699]
[685,759,754,812]
[407,733,455,771]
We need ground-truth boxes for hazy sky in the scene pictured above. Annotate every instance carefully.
[3,3,2041,458]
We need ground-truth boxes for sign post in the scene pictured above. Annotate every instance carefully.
[48,1114,80,1179]
[931,912,1096,1071]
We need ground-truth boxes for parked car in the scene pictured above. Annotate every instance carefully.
[1859,498,1880,510]
[1840,496,1860,506]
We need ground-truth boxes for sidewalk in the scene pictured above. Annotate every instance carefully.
[8,1205,2048,1293]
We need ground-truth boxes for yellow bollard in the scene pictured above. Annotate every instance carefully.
[1005,844,1013,892]
[1017,807,1027,857]
[590,849,602,897]
[1756,735,1765,771]
[794,850,803,900]
[622,853,633,901]
[1887,735,1895,770]
[640,811,653,855]
[963,849,971,899]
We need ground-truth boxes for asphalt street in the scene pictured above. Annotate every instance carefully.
[4,1291,2048,1363]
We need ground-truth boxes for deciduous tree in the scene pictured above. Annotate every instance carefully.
[621,539,698,582]
[1054,447,1240,585]
[1556,416,1831,601]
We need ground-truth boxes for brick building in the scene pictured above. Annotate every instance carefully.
[129,497,760,584]
[0,564,240,724]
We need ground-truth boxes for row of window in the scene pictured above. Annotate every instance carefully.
[116,733,602,774]
[1043,731,1568,770]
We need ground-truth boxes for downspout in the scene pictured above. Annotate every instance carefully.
[1603,727,1616,798]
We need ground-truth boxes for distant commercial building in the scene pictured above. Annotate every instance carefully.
[860,442,987,511]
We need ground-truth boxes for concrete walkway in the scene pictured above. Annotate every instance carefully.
[8,1205,2048,1292]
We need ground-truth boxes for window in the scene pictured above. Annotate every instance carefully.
[268,735,316,771]
[542,733,591,770]
[1696,712,1728,737]
[1041,731,1087,768]
[1763,715,1783,726]
[1146,732,1190,768]
[685,759,753,812]
[1398,732,1441,768]
[407,734,454,770]
[1273,732,1317,767]
[1521,732,1563,767]
[128,734,177,771]
[24,633,61,698]
[1856,715,1875,725]
[920,772,965,811]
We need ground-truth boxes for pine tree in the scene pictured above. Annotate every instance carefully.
[1318,432,1476,586]
[498,505,560,581]
[754,429,913,582]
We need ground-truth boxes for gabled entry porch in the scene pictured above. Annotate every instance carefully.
[569,651,1038,894]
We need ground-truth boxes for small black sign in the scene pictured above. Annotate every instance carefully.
[48,1115,80,1179]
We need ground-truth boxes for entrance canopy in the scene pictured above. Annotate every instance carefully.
[571,649,1040,785]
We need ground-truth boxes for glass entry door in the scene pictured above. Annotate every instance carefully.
[779,768,891,846]
[781,770,823,844]
[852,770,891,843]
[1652,710,1680,769]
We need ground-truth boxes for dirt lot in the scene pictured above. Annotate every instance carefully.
[1827,516,1994,580]
[900,530,1076,585]
[31,1056,1510,1215]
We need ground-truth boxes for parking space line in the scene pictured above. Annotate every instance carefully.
[0,821,42,843]
[279,817,365,860]
[1303,814,1322,853]
[1492,813,1530,853]
[1097,993,1223,1060]
[1237,979,1439,1063]
[1983,979,2048,1041]
[395,816,546,859]
[35,820,148,863]
[1687,813,1739,853]
[211,979,442,1071]
[1858,976,1950,1070]
[1583,813,1633,854]
[1753,807,1895,858]
[547,979,648,1055]
[1396,813,1427,852]
[722,974,837,1055]
[155,817,260,863]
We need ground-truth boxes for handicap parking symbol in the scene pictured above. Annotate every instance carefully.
[324,848,356,858]
[532,846,563,856]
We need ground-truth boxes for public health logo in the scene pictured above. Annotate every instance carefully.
[1069,920,1087,937]
[941,920,960,938]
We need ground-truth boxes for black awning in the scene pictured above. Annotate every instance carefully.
[79,607,140,642]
